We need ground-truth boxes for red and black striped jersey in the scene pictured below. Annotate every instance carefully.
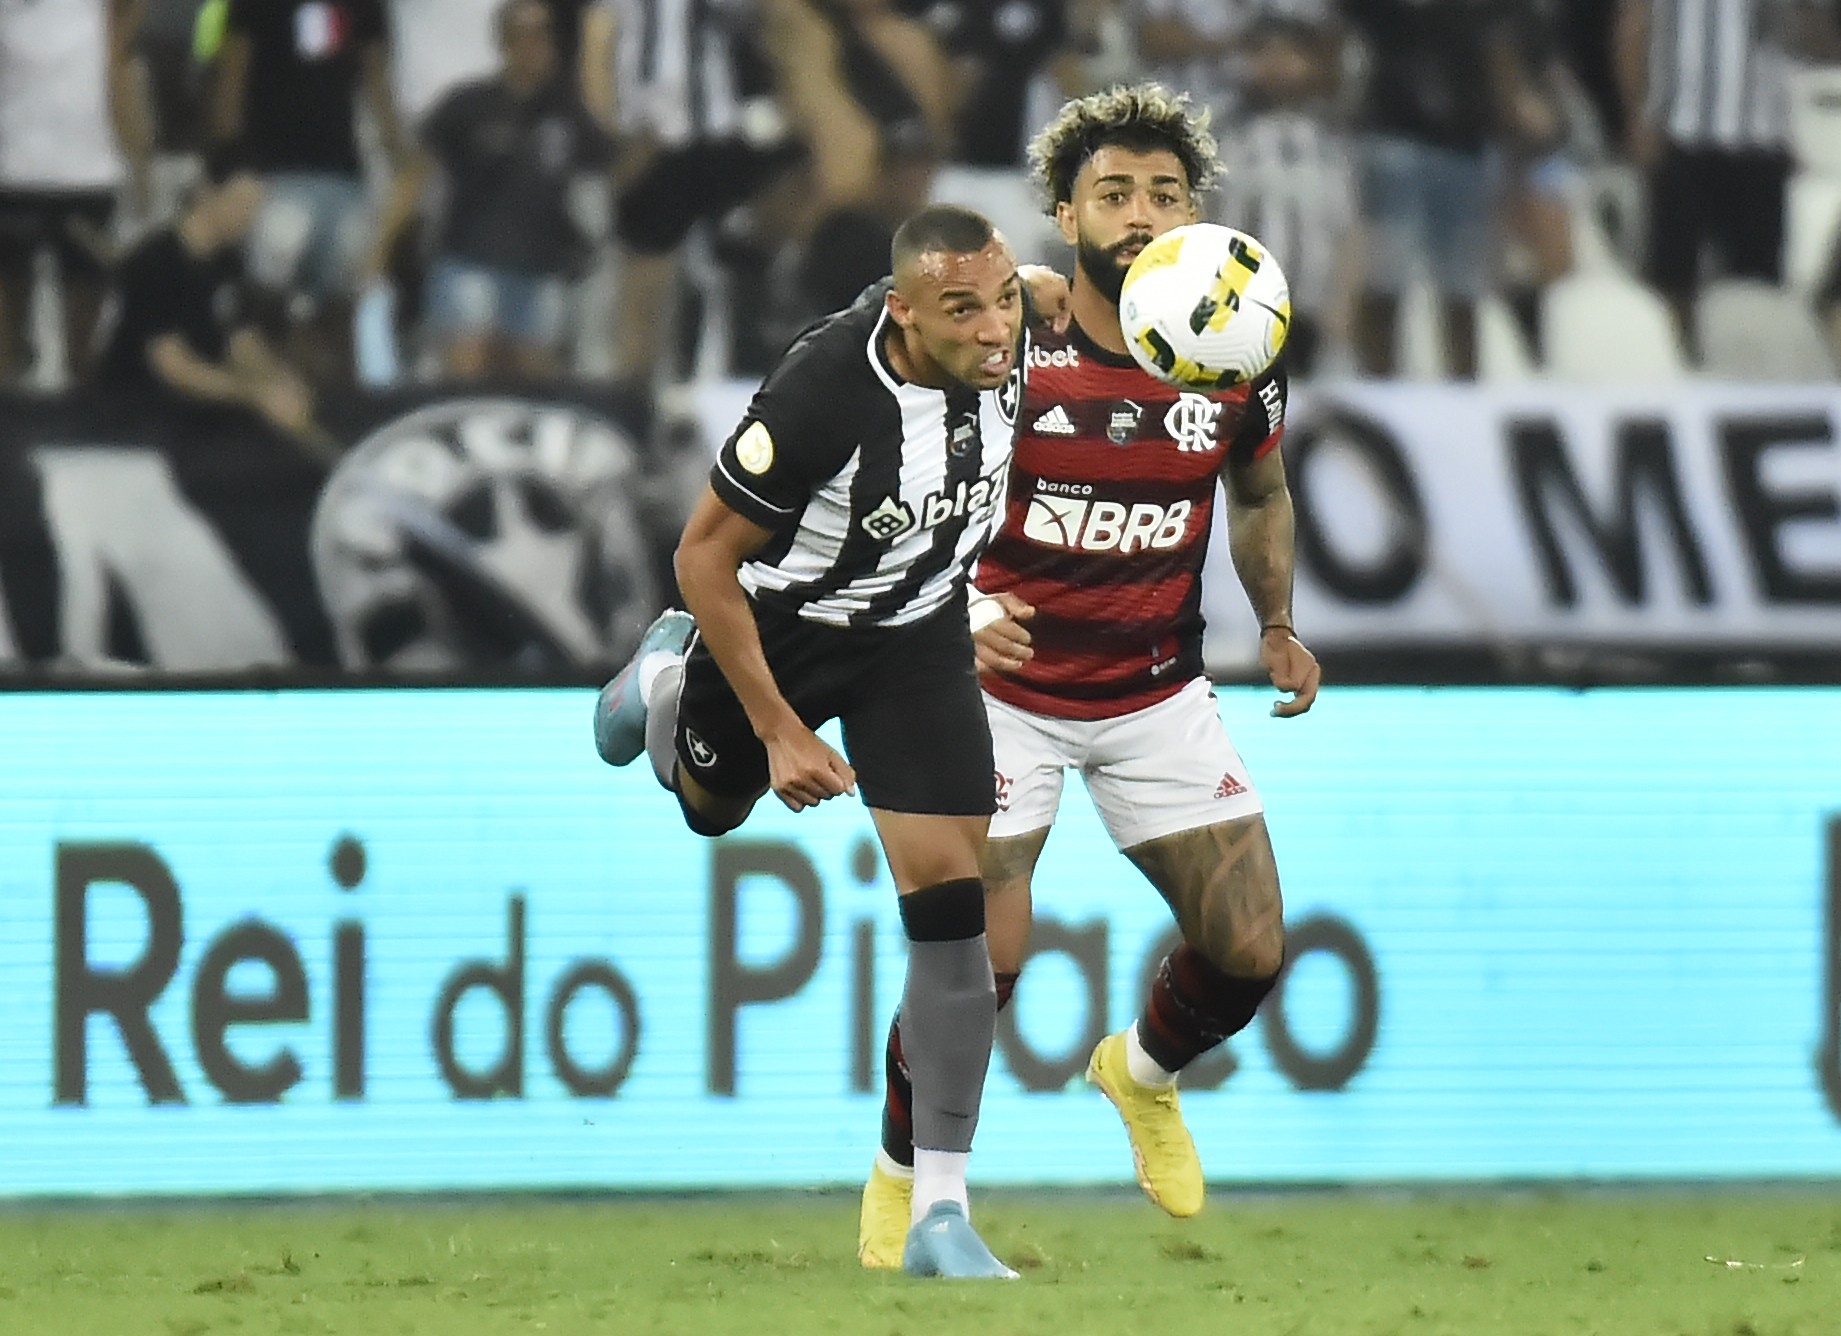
[975,318,1286,720]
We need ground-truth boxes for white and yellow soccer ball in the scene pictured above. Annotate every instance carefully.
[1118,223,1292,390]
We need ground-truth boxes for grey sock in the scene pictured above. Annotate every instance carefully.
[900,934,996,1153]
[643,659,683,790]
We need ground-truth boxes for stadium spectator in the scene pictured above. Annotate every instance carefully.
[899,0,1068,263]
[389,0,501,125]
[94,150,317,441]
[207,0,405,386]
[580,0,803,391]
[1614,0,1841,358]
[1215,14,1359,376]
[1496,0,1595,364]
[1131,0,1250,135]
[370,0,615,380]
[715,123,939,375]
[705,0,963,373]
[0,0,155,388]
[1343,0,1539,378]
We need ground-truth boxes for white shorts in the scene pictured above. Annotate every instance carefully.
[985,677,1264,850]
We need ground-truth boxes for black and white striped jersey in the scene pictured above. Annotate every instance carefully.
[710,287,1025,629]
[1645,0,1811,149]
[606,0,751,146]
[1217,109,1357,315]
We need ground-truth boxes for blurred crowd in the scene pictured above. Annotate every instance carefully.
[5,0,1841,434]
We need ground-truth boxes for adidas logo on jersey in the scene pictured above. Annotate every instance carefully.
[1214,772,1247,799]
[1031,405,1077,436]
[1021,494,1194,554]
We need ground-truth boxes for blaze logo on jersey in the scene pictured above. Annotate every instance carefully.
[861,495,917,540]
[860,477,1001,542]
[1164,394,1225,453]
[1022,494,1194,554]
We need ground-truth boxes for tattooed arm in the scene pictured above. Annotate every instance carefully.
[1222,443,1321,717]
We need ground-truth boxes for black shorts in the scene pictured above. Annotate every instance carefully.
[615,140,802,254]
[0,189,116,277]
[675,598,995,816]
[1644,146,1789,295]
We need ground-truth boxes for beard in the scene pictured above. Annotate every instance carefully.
[1075,233,1149,306]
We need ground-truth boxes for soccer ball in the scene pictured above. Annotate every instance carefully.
[1119,223,1291,390]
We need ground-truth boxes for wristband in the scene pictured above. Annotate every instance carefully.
[969,593,1005,633]
[1261,622,1294,636]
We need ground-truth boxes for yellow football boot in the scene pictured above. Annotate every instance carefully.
[857,1158,914,1269]
[1086,1029,1204,1217]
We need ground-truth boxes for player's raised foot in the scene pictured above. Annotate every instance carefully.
[1086,1029,1204,1218]
[901,1201,1018,1280]
[858,1159,914,1269]
[593,610,696,766]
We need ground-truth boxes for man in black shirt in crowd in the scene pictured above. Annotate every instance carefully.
[96,151,314,438]
[370,0,613,379]
[210,0,403,383]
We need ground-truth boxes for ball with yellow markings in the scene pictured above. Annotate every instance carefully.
[1118,223,1292,390]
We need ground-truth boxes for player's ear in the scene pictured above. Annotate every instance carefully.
[1054,200,1077,247]
[885,286,915,331]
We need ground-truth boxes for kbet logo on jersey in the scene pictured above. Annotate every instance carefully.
[1022,487,1195,554]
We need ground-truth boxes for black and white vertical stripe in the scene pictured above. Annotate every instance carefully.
[612,0,744,146]
[739,308,1019,629]
[1217,110,1356,315]
[1647,0,1798,149]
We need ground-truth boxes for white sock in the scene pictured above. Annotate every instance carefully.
[911,1148,970,1226]
[875,1148,914,1181]
[637,650,681,702]
[1125,1021,1179,1088]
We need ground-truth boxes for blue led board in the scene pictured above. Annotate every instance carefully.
[2,688,1837,1196]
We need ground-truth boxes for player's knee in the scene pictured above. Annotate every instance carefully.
[1219,915,1284,980]
[674,786,749,838]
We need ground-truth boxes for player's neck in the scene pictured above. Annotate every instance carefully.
[1070,275,1128,356]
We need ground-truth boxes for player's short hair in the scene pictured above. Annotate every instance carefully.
[1028,83,1221,210]
[890,204,998,274]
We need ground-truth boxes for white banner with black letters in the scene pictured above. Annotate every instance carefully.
[698,379,1841,675]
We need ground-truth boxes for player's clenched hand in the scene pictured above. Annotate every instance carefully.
[1261,626,1321,718]
[763,722,857,812]
[973,592,1035,675]
[1017,265,1072,334]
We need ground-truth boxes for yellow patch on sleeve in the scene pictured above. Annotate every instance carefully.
[735,421,775,475]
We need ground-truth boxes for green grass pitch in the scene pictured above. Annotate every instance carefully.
[0,1190,1835,1335]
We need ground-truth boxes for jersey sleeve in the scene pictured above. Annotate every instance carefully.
[709,335,854,530]
[1225,362,1288,468]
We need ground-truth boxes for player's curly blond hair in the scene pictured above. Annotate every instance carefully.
[1028,83,1221,213]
